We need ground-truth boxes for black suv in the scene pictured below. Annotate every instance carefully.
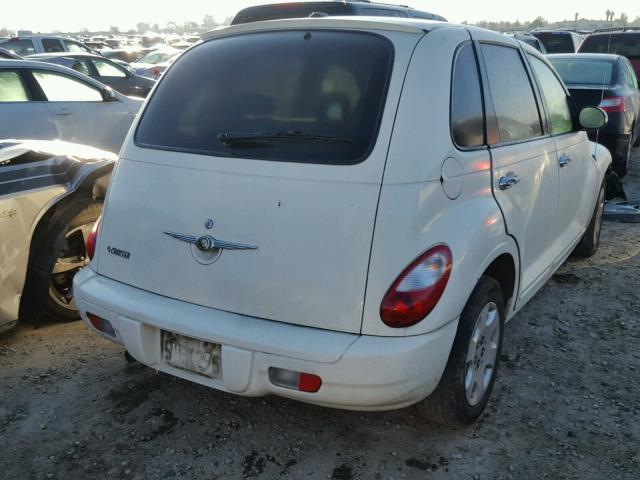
[231,0,446,25]
[531,31,583,53]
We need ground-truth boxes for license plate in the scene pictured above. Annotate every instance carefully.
[161,331,221,379]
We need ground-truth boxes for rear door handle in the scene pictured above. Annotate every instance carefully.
[54,108,72,116]
[499,174,520,190]
[559,154,572,168]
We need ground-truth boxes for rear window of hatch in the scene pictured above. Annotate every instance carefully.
[580,34,640,58]
[134,30,394,166]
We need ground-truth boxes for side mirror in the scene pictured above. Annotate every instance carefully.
[101,87,117,102]
[579,106,608,130]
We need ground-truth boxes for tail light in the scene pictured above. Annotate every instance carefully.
[599,96,626,113]
[380,245,453,328]
[86,215,101,260]
[151,67,159,78]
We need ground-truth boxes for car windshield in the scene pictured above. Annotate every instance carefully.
[549,58,614,86]
[580,34,640,58]
[135,30,394,165]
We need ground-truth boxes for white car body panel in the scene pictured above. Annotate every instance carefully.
[96,31,420,334]
[0,141,116,332]
[73,18,611,410]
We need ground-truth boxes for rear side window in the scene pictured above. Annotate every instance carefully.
[481,44,542,144]
[580,34,640,58]
[42,38,64,53]
[1,39,35,56]
[361,8,408,17]
[136,31,394,165]
[64,40,91,53]
[624,62,638,88]
[0,71,29,102]
[528,56,574,135]
[451,43,484,148]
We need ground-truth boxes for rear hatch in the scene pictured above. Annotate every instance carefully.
[96,28,403,334]
[567,85,609,110]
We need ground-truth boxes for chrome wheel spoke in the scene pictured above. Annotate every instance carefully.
[465,301,501,406]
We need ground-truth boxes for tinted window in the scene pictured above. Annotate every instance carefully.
[549,58,614,86]
[94,59,126,77]
[580,34,640,58]
[451,43,484,147]
[361,8,408,17]
[1,39,35,56]
[32,71,103,101]
[0,71,29,102]
[42,38,64,52]
[529,56,574,135]
[624,61,638,88]
[534,33,576,53]
[481,44,542,143]
[71,59,92,76]
[136,31,393,165]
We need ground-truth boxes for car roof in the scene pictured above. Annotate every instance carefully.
[2,34,79,42]
[27,52,102,59]
[547,53,622,62]
[203,16,489,41]
[0,59,110,89]
[586,30,640,37]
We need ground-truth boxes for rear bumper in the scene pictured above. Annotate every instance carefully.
[73,268,458,411]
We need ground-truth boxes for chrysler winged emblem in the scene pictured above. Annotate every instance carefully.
[164,231,257,252]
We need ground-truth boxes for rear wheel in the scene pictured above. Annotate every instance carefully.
[613,137,632,177]
[46,203,101,320]
[573,182,605,258]
[416,276,505,428]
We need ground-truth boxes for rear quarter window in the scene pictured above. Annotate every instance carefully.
[580,34,640,58]
[135,30,394,165]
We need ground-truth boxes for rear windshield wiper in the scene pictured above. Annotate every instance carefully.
[218,131,352,147]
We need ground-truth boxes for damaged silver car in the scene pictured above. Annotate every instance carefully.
[0,140,115,333]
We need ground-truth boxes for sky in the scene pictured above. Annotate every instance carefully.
[3,0,639,32]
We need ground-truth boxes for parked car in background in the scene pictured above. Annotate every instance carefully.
[100,47,152,64]
[75,18,610,428]
[231,0,446,24]
[549,53,640,176]
[0,35,94,56]
[0,47,21,59]
[579,31,640,80]
[129,48,180,79]
[511,34,547,53]
[28,53,156,97]
[0,60,143,152]
[532,30,583,53]
[0,140,115,333]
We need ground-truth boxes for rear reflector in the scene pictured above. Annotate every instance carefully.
[269,367,322,393]
[87,312,116,338]
[599,96,626,113]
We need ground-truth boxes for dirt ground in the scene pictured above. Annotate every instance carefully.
[1,151,639,480]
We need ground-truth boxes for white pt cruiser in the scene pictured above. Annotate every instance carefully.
[73,18,611,427]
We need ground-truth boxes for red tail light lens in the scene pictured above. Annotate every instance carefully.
[86,215,101,260]
[87,312,116,337]
[151,67,159,78]
[599,96,626,113]
[380,245,453,328]
[269,368,322,393]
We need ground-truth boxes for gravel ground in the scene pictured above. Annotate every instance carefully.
[1,151,639,480]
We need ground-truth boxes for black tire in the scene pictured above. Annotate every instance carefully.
[573,182,605,258]
[416,276,505,428]
[45,202,102,320]
[613,138,631,177]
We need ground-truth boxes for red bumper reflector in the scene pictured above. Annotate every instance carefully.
[87,313,116,338]
[269,367,322,393]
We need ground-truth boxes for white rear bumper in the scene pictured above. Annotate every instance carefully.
[73,267,458,411]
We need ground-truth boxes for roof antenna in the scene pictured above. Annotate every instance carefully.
[593,12,614,159]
